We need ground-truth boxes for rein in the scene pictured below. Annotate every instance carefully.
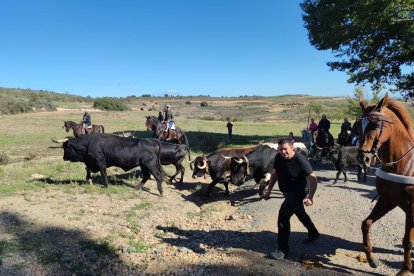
[361,114,414,167]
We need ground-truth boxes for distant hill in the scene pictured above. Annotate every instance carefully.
[0,87,93,115]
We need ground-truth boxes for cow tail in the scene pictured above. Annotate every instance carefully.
[101,125,105,133]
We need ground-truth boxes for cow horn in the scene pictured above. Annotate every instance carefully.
[232,157,244,164]
[221,155,232,160]
[196,160,207,170]
[51,138,69,143]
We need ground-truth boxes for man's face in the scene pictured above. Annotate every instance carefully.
[278,143,295,159]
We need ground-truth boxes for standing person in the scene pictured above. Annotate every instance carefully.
[82,111,91,128]
[264,138,320,259]
[226,121,233,142]
[288,132,296,143]
[308,118,318,132]
[157,111,164,122]
[341,118,351,131]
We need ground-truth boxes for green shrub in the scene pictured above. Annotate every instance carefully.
[94,97,129,111]
[185,101,191,105]
[200,101,209,107]
[0,152,10,165]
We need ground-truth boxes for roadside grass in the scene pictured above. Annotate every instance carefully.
[0,108,345,197]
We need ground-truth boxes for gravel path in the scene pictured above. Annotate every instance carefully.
[0,161,408,275]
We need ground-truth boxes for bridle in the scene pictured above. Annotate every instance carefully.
[360,111,414,167]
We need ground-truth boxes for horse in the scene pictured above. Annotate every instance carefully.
[337,128,353,146]
[311,128,334,159]
[145,116,189,147]
[357,93,414,276]
[63,121,105,137]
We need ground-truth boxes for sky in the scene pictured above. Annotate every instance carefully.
[0,0,359,98]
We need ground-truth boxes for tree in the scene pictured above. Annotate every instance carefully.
[301,0,414,99]
[346,85,383,118]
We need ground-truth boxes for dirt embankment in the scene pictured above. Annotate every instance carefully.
[0,162,407,275]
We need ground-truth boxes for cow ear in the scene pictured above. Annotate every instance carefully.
[359,96,367,110]
[374,93,389,111]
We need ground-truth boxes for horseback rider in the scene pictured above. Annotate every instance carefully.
[341,118,352,132]
[163,105,174,140]
[317,114,331,144]
[82,111,92,129]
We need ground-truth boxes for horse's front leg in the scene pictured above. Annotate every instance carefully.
[399,203,414,276]
[361,197,396,269]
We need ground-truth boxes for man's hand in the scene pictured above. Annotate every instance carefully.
[303,196,313,206]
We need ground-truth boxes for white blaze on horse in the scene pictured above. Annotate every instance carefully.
[357,93,414,276]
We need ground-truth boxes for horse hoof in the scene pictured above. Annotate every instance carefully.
[368,257,380,268]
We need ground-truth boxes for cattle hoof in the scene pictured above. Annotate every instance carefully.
[368,256,380,268]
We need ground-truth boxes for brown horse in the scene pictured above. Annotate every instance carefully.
[145,116,189,147]
[357,93,414,276]
[63,121,105,137]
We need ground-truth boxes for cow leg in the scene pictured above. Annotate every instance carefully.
[144,164,164,197]
[177,164,185,184]
[85,167,93,185]
[204,179,220,197]
[99,166,109,188]
[399,202,414,276]
[333,170,341,184]
[223,180,230,196]
[357,166,362,181]
[343,170,348,183]
[169,163,183,184]
[363,166,367,181]
[137,165,151,190]
[362,197,396,269]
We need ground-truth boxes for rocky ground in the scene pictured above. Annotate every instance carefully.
[0,161,408,275]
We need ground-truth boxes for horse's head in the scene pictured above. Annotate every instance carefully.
[356,93,414,170]
[63,121,70,132]
[145,116,158,131]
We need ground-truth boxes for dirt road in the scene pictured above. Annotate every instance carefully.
[0,161,406,275]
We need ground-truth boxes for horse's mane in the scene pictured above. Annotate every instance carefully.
[386,99,414,138]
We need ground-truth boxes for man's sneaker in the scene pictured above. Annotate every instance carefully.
[270,250,287,260]
[303,232,320,244]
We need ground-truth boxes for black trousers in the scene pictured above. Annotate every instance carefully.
[277,191,318,253]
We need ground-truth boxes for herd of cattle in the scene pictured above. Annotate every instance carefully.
[53,123,367,197]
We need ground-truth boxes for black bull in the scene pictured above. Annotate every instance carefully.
[62,134,164,195]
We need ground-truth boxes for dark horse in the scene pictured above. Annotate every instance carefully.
[357,93,414,276]
[145,116,189,147]
[337,128,353,146]
[311,128,334,159]
[63,121,105,137]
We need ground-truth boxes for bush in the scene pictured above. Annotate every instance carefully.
[0,152,10,165]
[94,97,129,111]
[200,102,209,107]
[142,94,151,98]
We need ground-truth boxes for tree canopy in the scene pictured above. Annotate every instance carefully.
[301,0,414,98]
